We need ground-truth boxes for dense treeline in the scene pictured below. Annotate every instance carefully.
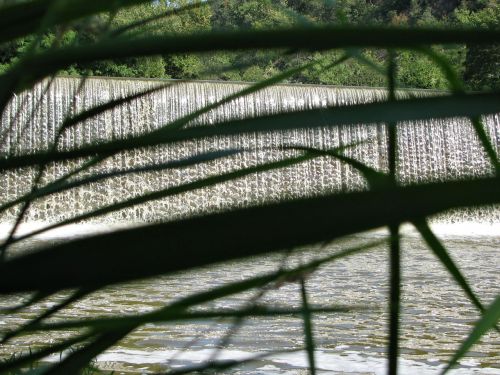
[0,0,498,89]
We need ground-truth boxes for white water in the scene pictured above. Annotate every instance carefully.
[93,348,500,375]
[1,77,499,374]
[1,77,499,225]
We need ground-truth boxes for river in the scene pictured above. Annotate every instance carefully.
[0,225,498,374]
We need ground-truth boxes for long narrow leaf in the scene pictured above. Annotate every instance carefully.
[0,0,148,44]
[387,51,401,375]
[0,176,498,293]
[442,295,500,374]
[164,349,303,375]
[25,241,381,374]
[43,329,131,375]
[2,288,95,343]
[414,221,487,315]
[2,91,499,171]
[0,290,53,314]
[0,149,242,213]
[300,278,316,375]
[33,306,360,332]
[0,332,95,374]
[109,1,211,38]
[416,47,499,169]
[157,59,325,134]
[11,152,318,244]
[286,145,389,189]
[8,240,384,335]
[2,26,500,90]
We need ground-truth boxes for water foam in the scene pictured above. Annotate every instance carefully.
[1,77,498,224]
[94,348,500,374]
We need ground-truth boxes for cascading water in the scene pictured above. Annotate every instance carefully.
[1,76,499,225]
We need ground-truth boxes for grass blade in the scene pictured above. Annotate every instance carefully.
[441,295,500,374]
[7,241,384,334]
[109,1,211,38]
[60,82,178,132]
[18,241,381,374]
[0,0,148,44]
[34,306,360,332]
[387,50,400,375]
[2,91,499,171]
[164,349,303,375]
[416,47,499,170]
[158,60,325,134]
[2,288,95,343]
[0,332,94,374]
[0,149,241,213]
[2,26,500,111]
[287,145,389,189]
[0,290,53,314]
[2,26,500,90]
[0,176,498,293]
[300,278,316,375]
[413,220,489,316]
[42,329,131,375]
[11,152,318,244]
[388,224,400,375]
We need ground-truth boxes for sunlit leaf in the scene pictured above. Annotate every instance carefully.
[442,295,500,374]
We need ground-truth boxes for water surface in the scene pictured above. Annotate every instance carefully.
[0,228,499,374]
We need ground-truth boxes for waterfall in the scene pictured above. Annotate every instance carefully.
[1,77,499,224]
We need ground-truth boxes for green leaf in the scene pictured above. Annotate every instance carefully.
[165,349,303,375]
[34,305,360,332]
[2,288,95,343]
[12,152,319,244]
[0,0,149,45]
[0,176,498,294]
[60,82,178,132]
[1,26,500,109]
[16,241,380,373]
[42,329,131,375]
[442,295,500,374]
[4,26,500,85]
[387,51,400,375]
[0,332,94,374]
[0,290,53,314]
[413,221,490,317]
[286,145,389,189]
[388,223,401,375]
[416,47,499,169]
[2,91,499,170]
[158,59,325,133]
[300,278,316,375]
[0,149,242,213]
[109,1,211,38]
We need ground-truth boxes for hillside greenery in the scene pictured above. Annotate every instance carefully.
[0,0,498,89]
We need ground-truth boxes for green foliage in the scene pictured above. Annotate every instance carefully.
[211,0,293,30]
[299,50,386,86]
[397,50,450,88]
[166,54,203,78]
[0,0,499,374]
[0,0,497,88]
[454,1,500,90]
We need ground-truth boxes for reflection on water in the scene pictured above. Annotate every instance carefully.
[0,230,499,374]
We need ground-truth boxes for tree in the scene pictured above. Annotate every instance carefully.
[455,1,500,90]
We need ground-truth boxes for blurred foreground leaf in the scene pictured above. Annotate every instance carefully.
[2,91,499,170]
[0,176,498,293]
[442,295,500,374]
